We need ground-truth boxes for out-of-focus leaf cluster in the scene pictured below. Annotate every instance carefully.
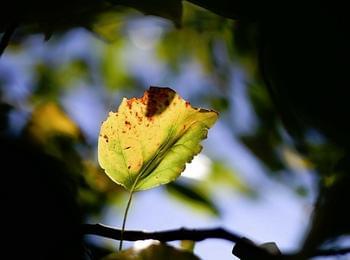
[1,1,339,258]
[1,0,316,223]
[166,158,254,217]
[0,0,183,37]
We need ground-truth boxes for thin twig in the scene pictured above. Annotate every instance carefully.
[0,23,18,57]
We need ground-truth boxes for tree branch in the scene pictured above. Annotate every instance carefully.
[314,247,350,257]
[82,223,350,258]
[82,224,281,259]
[82,223,241,242]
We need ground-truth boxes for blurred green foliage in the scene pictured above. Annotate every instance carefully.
[1,1,335,259]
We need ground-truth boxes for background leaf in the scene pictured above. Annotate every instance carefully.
[103,243,200,260]
[166,181,220,216]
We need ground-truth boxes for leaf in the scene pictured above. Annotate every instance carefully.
[180,240,196,252]
[26,102,81,143]
[103,243,200,260]
[209,161,252,195]
[98,87,218,192]
[166,181,220,216]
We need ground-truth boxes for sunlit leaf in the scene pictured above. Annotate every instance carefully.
[98,86,218,192]
[103,243,200,260]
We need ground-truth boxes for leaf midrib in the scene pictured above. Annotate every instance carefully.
[132,121,193,191]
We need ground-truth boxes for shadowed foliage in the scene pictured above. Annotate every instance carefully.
[1,1,350,259]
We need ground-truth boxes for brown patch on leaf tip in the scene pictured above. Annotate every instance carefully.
[142,87,176,117]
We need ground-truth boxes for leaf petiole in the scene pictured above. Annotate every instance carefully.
[119,190,134,250]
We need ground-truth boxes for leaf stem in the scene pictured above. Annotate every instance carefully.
[119,191,134,250]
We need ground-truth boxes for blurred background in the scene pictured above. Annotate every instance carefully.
[1,2,324,259]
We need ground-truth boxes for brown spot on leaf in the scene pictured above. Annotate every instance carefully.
[124,146,131,150]
[143,87,176,117]
[128,165,131,169]
[127,98,136,109]
[103,135,109,142]
[185,101,190,108]
[137,116,143,123]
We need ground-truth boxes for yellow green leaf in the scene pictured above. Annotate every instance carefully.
[98,86,218,192]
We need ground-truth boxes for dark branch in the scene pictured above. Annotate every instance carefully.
[313,247,350,257]
[82,224,350,258]
[83,224,277,258]
[0,23,18,57]
[82,223,241,242]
